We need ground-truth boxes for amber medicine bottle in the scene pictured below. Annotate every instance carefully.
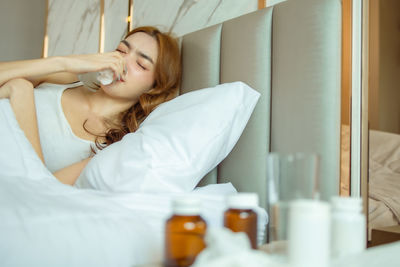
[224,193,258,249]
[164,197,207,267]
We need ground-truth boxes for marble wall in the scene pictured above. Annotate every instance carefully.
[47,0,101,56]
[46,0,129,56]
[45,0,264,55]
[132,0,258,37]
[104,0,129,53]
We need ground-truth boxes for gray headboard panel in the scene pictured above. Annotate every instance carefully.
[218,8,273,209]
[180,8,272,208]
[271,0,341,201]
[180,0,341,208]
[180,24,222,92]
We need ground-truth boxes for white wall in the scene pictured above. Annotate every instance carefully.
[0,0,46,61]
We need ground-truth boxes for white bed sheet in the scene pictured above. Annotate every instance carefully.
[0,100,268,267]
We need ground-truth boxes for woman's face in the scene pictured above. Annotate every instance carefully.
[102,32,158,102]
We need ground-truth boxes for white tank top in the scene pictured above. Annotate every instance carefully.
[34,82,94,172]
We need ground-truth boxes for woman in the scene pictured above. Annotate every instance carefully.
[0,26,181,185]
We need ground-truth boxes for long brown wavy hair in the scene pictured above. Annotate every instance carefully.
[89,26,181,150]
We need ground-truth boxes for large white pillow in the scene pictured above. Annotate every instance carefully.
[75,82,260,193]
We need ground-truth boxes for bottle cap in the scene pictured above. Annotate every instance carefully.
[289,199,331,217]
[172,196,201,215]
[226,193,259,209]
[331,196,363,213]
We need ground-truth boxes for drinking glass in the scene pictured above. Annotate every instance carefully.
[265,152,320,253]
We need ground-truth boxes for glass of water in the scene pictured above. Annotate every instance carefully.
[265,152,320,253]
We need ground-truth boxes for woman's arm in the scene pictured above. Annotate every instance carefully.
[0,78,91,185]
[0,57,72,87]
[0,52,126,87]
[1,78,45,163]
[53,158,91,185]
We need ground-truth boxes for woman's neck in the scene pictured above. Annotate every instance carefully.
[80,86,134,122]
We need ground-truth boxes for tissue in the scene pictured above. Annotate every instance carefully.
[191,228,287,267]
[97,70,114,85]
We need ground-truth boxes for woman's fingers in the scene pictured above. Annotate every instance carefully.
[100,52,125,80]
[65,53,126,77]
[109,52,126,81]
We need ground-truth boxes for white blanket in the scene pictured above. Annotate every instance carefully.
[0,100,267,267]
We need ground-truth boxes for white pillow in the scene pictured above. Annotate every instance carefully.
[75,82,260,193]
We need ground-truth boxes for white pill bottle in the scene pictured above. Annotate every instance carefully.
[288,200,331,267]
[331,196,366,259]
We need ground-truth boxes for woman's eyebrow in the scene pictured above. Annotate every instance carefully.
[121,40,131,50]
[121,39,154,65]
[136,51,154,65]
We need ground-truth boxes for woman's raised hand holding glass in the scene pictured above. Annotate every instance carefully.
[63,51,126,81]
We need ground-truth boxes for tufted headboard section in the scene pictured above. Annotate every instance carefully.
[180,8,272,209]
[179,0,341,208]
[270,0,342,201]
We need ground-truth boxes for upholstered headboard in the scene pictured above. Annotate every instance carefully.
[179,0,341,209]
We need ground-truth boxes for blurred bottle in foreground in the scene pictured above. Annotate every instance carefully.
[288,200,331,267]
[331,196,366,259]
[164,197,207,267]
[224,193,258,249]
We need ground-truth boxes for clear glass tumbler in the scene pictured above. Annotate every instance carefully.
[266,152,320,254]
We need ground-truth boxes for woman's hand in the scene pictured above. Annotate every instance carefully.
[62,52,126,81]
[0,52,126,87]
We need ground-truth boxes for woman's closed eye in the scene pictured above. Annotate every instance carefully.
[137,61,147,70]
[116,48,127,54]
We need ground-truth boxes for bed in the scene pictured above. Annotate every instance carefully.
[341,125,400,240]
[0,0,342,266]
[368,130,400,238]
